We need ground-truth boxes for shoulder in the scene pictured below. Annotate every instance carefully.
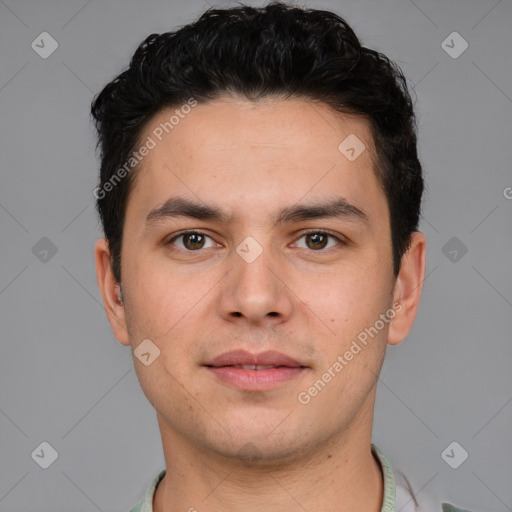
[395,470,474,512]
[441,505,474,512]
[128,469,166,512]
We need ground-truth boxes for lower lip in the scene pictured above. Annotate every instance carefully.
[206,366,307,391]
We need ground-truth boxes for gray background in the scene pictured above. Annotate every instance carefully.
[0,0,511,510]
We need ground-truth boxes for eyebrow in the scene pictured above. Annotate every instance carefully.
[146,196,370,228]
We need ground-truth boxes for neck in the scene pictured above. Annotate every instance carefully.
[153,401,383,512]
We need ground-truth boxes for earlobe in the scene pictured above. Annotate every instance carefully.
[387,231,426,346]
[94,238,130,346]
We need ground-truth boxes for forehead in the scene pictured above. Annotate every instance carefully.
[143,97,373,167]
[128,97,388,229]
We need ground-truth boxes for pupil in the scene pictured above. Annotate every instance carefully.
[185,233,204,249]
[307,233,327,249]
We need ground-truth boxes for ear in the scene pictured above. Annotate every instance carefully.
[387,231,426,346]
[94,238,130,346]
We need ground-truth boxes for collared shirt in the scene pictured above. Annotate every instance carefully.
[129,443,472,512]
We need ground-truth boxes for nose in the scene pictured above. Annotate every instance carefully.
[217,238,294,327]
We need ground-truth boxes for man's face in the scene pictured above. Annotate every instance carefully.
[109,97,401,462]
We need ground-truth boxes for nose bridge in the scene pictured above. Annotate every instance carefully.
[220,234,293,323]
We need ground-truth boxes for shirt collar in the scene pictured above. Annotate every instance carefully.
[372,442,396,512]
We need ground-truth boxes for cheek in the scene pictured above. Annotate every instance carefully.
[301,266,387,335]
[124,273,172,339]
[122,247,184,327]
[122,255,221,364]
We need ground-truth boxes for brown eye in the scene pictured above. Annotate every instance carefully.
[168,231,217,251]
[182,233,205,250]
[293,231,345,251]
[305,232,328,250]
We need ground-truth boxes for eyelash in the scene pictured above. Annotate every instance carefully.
[166,229,347,253]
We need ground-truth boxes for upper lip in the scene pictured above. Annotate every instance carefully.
[205,350,306,368]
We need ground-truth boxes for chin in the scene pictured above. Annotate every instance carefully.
[215,439,306,469]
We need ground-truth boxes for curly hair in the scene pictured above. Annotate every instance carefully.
[91,1,423,283]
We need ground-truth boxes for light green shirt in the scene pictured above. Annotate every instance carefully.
[129,443,472,512]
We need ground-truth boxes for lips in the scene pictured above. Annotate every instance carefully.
[205,350,306,368]
[230,364,284,370]
[204,350,308,391]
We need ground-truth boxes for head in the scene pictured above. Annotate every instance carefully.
[93,2,425,464]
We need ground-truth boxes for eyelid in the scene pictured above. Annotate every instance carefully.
[296,228,348,242]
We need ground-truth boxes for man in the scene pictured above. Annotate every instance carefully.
[91,2,473,511]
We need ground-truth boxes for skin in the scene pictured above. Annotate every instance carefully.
[95,96,426,512]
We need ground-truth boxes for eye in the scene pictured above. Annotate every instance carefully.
[167,231,218,251]
[166,229,346,253]
[293,230,345,251]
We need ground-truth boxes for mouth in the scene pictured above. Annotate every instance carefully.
[224,364,297,370]
[204,350,309,391]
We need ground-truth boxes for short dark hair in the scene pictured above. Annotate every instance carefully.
[91,1,423,283]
